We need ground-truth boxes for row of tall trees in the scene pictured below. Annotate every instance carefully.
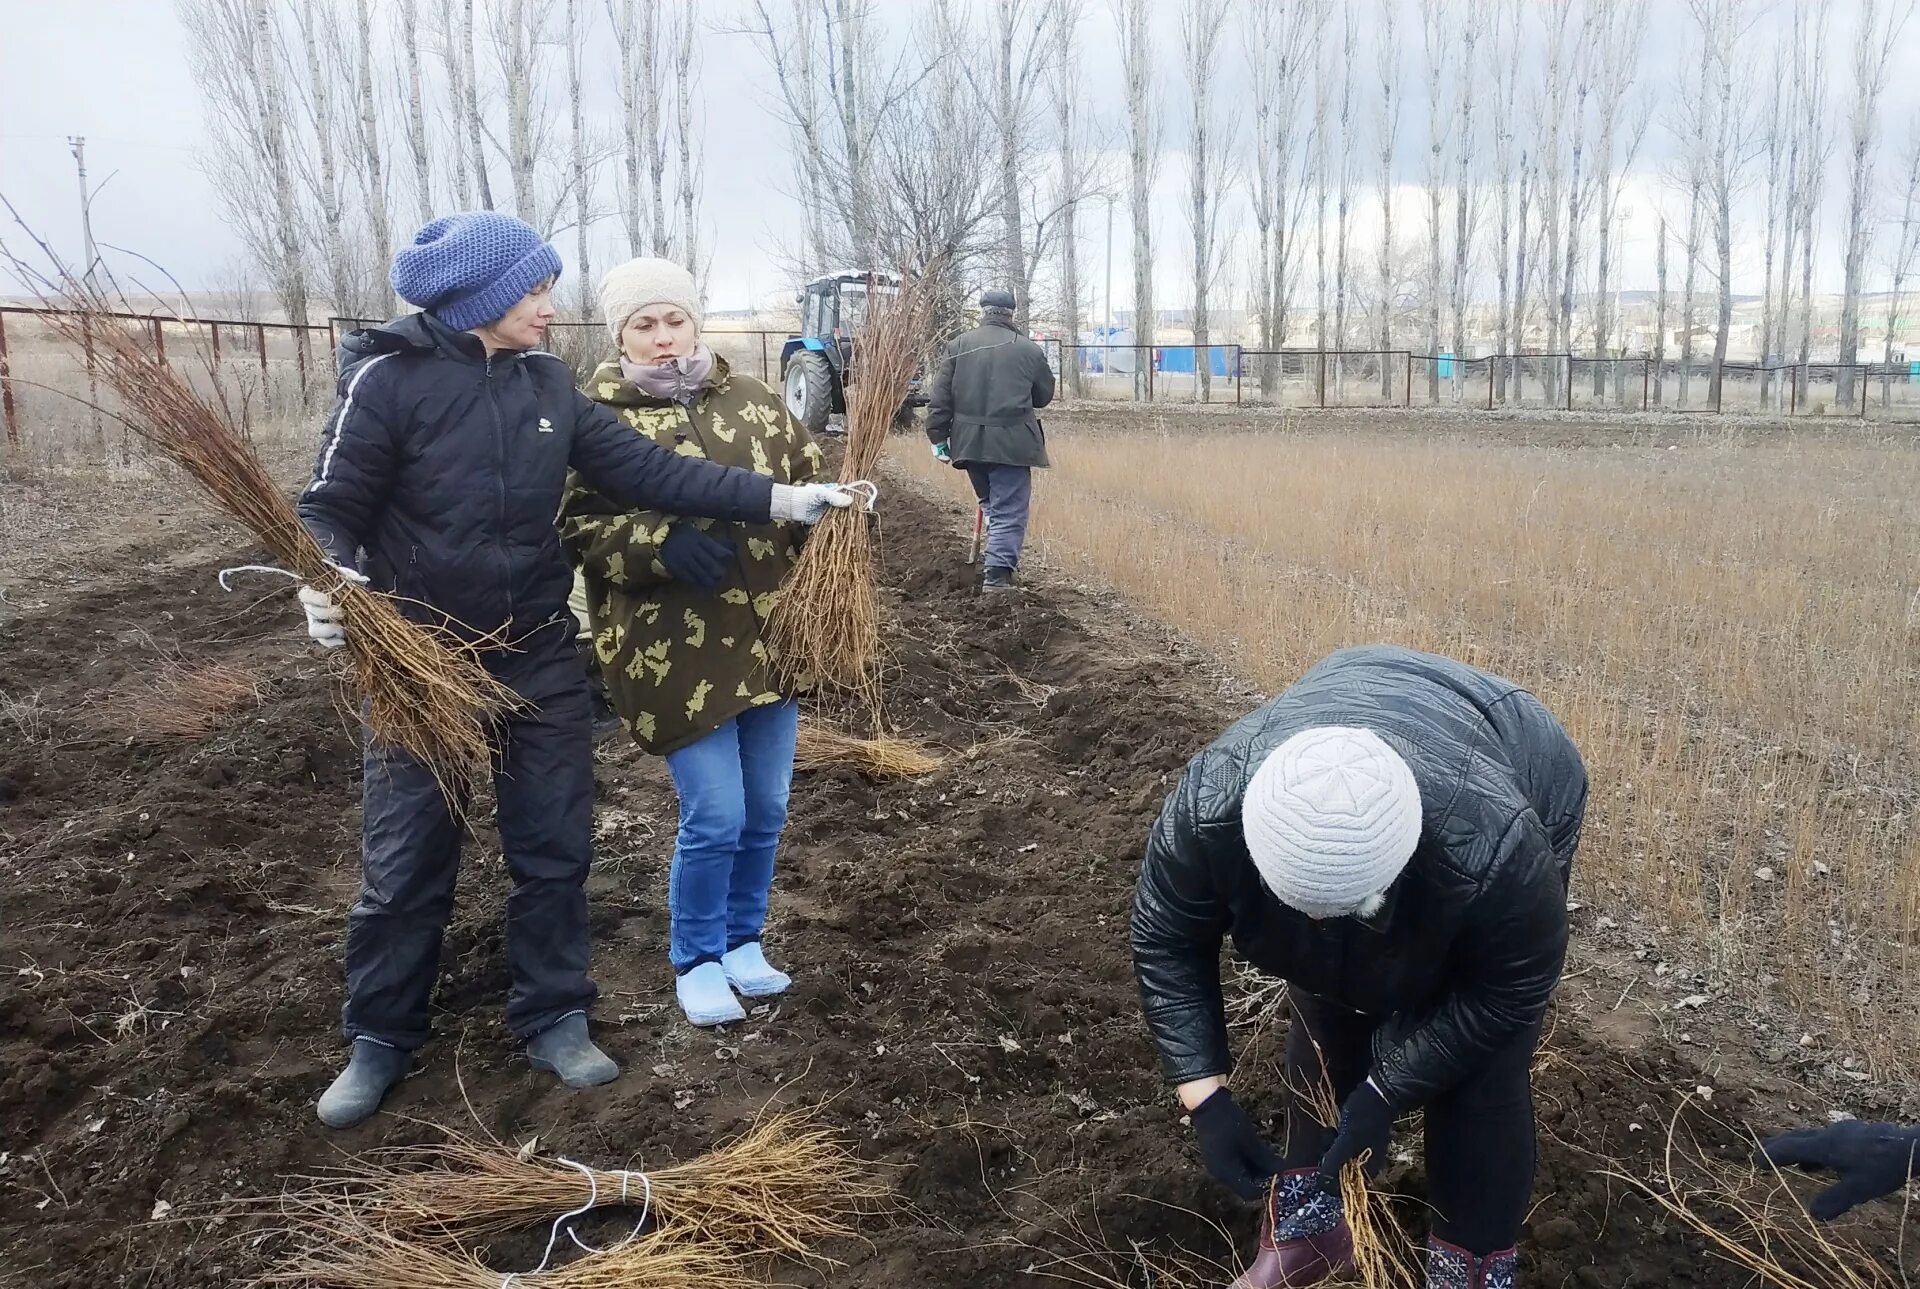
[183,0,1920,407]
[179,0,705,323]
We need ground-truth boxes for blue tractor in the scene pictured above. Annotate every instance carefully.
[780,271,925,435]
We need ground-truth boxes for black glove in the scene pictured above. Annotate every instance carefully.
[1761,1121,1920,1220]
[1190,1088,1287,1201]
[658,525,732,590]
[1317,1080,1394,1182]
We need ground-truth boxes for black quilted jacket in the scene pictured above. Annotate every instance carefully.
[298,312,775,643]
[1129,645,1588,1106]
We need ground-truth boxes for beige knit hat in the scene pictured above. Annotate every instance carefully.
[598,257,702,339]
[1241,726,1422,920]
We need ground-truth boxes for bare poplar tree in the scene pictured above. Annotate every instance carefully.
[177,0,312,324]
[1794,3,1831,398]
[1183,0,1231,401]
[1654,214,1668,404]
[671,1,702,275]
[1559,2,1602,390]
[1243,0,1279,385]
[645,0,669,255]
[1684,0,1761,411]
[607,0,658,255]
[1053,0,1091,394]
[1679,177,1701,407]
[1115,0,1157,399]
[1333,1,1357,374]
[1537,0,1573,402]
[1836,0,1915,408]
[1760,40,1789,405]
[1490,0,1523,401]
[1311,0,1332,394]
[1448,4,1483,403]
[432,0,472,208]
[1882,117,1920,406]
[1588,0,1651,399]
[962,0,1058,327]
[351,0,393,291]
[401,0,435,224]
[566,0,593,313]
[1514,151,1534,394]
[1419,0,1449,401]
[293,0,356,314]
[462,0,494,209]
[1375,0,1401,400]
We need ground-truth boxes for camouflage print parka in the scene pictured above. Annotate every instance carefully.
[559,354,825,755]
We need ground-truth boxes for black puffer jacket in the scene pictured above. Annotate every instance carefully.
[1130,646,1588,1107]
[298,312,775,643]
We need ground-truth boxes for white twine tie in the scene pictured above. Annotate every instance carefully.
[498,1158,651,1287]
[215,564,301,591]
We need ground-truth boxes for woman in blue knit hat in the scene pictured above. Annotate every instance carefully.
[293,211,855,1129]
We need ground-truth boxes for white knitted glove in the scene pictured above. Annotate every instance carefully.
[769,482,855,525]
[297,564,370,649]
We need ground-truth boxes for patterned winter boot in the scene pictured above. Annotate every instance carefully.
[1425,1237,1517,1289]
[1228,1168,1357,1288]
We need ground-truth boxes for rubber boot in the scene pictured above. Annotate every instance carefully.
[1229,1170,1356,1289]
[1425,1237,1517,1289]
[675,961,747,1027]
[316,1038,411,1129]
[982,565,1019,593]
[526,1012,619,1088]
[721,941,791,998]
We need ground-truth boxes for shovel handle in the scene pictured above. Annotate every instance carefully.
[966,504,984,565]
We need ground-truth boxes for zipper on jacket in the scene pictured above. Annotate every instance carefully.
[484,354,516,629]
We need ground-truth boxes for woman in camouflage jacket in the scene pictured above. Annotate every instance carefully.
[559,257,825,1028]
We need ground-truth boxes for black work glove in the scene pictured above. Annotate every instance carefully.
[1761,1121,1920,1220]
[658,525,732,591]
[1317,1080,1394,1182]
[1190,1088,1286,1201]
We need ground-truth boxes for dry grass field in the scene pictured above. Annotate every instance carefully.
[898,407,1920,1076]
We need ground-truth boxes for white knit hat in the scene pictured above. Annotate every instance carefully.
[598,257,702,339]
[1241,726,1422,920]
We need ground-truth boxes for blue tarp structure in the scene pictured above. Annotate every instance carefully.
[1158,345,1233,376]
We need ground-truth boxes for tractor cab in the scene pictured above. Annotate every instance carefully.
[780,271,925,435]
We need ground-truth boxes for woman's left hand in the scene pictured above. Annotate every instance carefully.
[1317,1079,1394,1181]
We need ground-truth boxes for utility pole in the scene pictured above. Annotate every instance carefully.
[69,135,99,291]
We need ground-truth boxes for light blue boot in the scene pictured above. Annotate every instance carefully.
[721,942,792,998]
[675,961,747,1027]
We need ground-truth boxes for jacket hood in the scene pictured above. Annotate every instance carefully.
[338,310,490,377]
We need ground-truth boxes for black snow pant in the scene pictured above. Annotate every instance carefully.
[342,620,596,1050]
[1279,991,1543,1257]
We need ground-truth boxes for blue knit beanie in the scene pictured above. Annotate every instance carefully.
[390,211,564,331]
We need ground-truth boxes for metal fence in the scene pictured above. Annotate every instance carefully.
[1044,340,1920,422]
[15,307,1920,456]
[0,309,798,453]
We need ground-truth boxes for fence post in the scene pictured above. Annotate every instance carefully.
[1565,356,1574,411]
[210,320,222,368]
[256,323,270,382]
[1642,358,1650,411]
[0,311,15,449]
[1790,366,1798,415]
[1319,350,1328,409]
[1148,346,1155,401]
[1714,364,1723,414]
[1488,356,1496,412]
[149,317,167,366]
[1862,367,1869,420]
[1236,346,1243,405]
[761,332,771,385]
[1404,353,1412,408]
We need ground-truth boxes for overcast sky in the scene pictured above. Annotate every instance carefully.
[7,1,1920,319]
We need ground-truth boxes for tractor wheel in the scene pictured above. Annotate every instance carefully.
[783,350,834,437]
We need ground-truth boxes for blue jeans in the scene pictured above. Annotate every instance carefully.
[663,699,799,973]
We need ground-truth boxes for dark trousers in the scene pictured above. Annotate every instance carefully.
[342,623,596,1049]
[965,463,1034,572]
[1280,992,1542,1256]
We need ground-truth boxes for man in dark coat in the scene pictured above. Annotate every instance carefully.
[295,210,851,1129]
[1131,646,1588,1289]
[925,288,1055,591]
